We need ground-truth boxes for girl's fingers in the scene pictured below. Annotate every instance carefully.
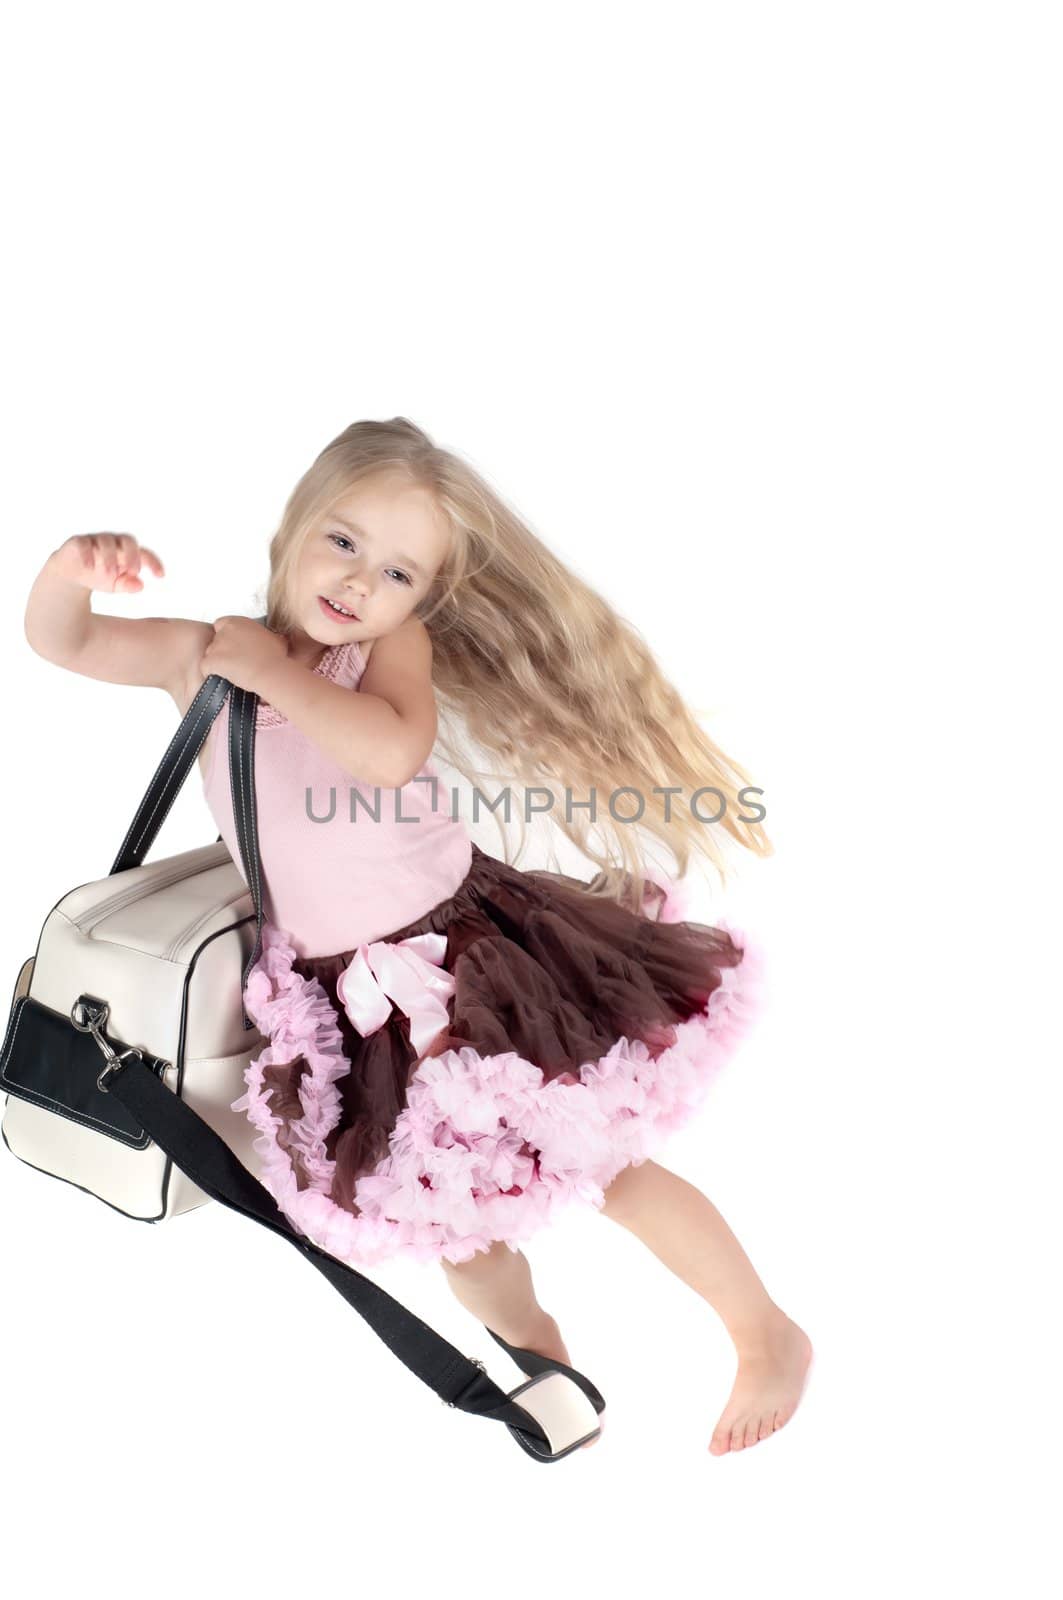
[138,545,165,578]
[113,534,144,585]
[72,533,161,591]
[116,539,162,589]
[97,537,120,582]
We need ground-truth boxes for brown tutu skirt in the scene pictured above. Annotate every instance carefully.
[232,842,765,1267]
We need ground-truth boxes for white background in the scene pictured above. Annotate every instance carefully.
[1,3,1058,1596]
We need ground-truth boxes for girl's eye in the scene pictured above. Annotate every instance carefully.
[328,531,412,585]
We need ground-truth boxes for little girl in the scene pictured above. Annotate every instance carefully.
[28,417,812,1454]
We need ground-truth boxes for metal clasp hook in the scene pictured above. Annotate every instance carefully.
[70,995,145,1092]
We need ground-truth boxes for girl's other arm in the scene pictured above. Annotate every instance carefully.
[252,613,438,788]
[24,533,211,699]
[355,615,439,785]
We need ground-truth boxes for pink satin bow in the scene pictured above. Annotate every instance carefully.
[335,931,455,1057]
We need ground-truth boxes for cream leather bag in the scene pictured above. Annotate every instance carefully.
[2,837,261,1221]
[0,660,605,1463]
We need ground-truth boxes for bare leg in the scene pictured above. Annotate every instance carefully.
[441,1239,603,1447]
[440,1239,551,1347]
[598,1158,813,1454]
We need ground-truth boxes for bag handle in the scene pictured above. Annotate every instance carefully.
[108,618,270,1029]
[109,668,234,875]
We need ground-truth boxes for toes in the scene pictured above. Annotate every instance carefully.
[712,1413,781,1452]
[710,1385,803,1454]
[713,1409,784,1453]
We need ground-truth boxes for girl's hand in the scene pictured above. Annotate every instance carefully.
[49,533,165,594]
[200,615,290,693]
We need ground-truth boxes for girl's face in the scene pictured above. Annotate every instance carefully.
[287,474,451,658]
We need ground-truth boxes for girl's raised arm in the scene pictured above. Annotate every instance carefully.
[24,533,211,698]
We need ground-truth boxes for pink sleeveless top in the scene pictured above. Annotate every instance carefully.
[200,639,473,959]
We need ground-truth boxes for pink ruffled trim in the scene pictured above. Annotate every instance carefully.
[232,911,767,1270]
[231,926,351,1196]
[640,867,695,924]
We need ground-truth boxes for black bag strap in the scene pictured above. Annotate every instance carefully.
[97,619,606,1460]
[109,669,232,874]
[103,1049,605,1456]
[230,682,269,1028]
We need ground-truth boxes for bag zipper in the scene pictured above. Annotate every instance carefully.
[73,852,226,935]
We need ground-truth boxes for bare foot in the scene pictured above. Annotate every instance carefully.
[708,1312,813,1455]
[497,1309,605,1450]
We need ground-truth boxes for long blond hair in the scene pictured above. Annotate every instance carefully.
[260,417,772,911]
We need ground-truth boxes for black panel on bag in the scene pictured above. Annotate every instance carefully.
[0,995,169,1150]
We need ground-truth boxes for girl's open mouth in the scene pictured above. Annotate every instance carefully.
[319,595,360,622]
